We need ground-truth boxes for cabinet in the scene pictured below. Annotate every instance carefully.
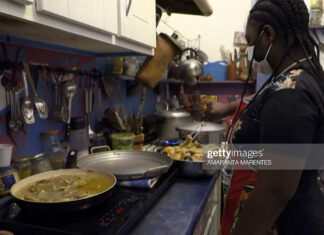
[36,0,118,34]
[36,0,68,18]
[193,176,221,235]
[11,0,34,5]
[0,0,155,55]
[118,0,156,47]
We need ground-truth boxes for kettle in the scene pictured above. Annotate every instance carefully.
[178,48,203,86]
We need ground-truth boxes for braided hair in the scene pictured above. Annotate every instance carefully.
[249,0,324,90]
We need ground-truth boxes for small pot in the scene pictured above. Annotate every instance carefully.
[155,110,191,140]
[176,122,225,145]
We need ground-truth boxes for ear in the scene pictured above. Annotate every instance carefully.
[262,24,276,43]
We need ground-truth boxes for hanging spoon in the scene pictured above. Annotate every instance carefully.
[21,70,35,124]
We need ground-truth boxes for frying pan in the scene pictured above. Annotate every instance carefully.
[10,169,116,212]
[77,151,173,180]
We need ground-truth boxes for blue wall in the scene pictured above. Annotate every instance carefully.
[0,38,156,157]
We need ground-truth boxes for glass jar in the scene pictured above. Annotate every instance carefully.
[110,133,135,150]
[311,0,323,10]
[310,0,323,25]
[110,57,123,75]
[0,166,19,196]
[12,156,32,179]
[30,153,53,174]
[41,130,66,170]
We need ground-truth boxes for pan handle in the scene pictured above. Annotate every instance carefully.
[144,165,169,177]
[90,145,111,154]
[0,195,14,211]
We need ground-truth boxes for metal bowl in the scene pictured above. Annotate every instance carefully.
[173,159,220,178]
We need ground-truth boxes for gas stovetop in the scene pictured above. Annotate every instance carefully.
[143,138,181,153]
[0,168,178,235]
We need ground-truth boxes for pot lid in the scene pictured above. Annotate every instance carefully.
[177,121,225,132]
[31,153,45,160]
[13,155,31,163]
[155,110,190,118]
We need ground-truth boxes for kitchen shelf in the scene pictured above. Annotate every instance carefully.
[116,75,255,85]
[117,75,136,81]
[197,80,255,84]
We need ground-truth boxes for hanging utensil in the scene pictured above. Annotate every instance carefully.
[51,74,61,120]
[62,80,77,137]
[61,73,70,123]
[136,86,146,120]
[41,67,49,104]
[98,89,102,121]
[85,89,95,137]
[21,70,35,124]
[9,91,15,130]
[14,90,23,130]
[22,62,48,119]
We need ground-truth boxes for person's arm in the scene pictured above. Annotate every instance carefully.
[231,89,317,235]
[231,169,304,235]
[206,94,255,120]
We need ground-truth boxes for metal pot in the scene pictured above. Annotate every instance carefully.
[176,121,225,145]
[174,160,220,178]
[178,48,203,86]
[155,110,191,140]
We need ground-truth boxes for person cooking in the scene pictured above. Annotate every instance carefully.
[207,0,324,234]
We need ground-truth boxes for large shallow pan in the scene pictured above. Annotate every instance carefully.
[10,169,116,212]
[77,151,173,180]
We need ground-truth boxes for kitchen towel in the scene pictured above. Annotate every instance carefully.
[117,177,159,189]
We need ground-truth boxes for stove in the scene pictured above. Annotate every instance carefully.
[0,168,178,235]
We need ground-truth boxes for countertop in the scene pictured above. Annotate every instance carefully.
[129,172,220,235]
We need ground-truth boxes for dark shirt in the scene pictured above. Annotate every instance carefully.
[231,67,324,234]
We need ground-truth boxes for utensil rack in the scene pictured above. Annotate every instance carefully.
[0,60,102,78]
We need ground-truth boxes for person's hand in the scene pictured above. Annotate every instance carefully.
[205,101,230,120]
